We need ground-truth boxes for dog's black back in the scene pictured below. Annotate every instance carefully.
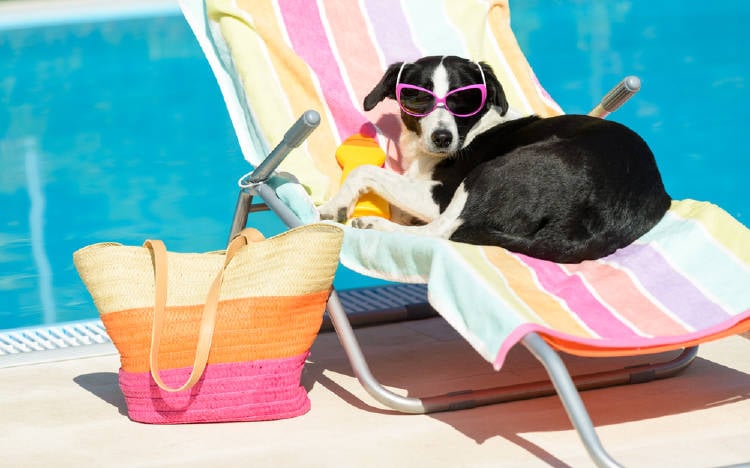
[440,114,671,262]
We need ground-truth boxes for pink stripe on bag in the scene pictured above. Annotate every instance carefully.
[119,353,311,424]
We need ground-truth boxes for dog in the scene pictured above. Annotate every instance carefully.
[318,55,671,263]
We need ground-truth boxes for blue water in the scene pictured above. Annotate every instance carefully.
[1,1,748,330]
[0,13,384,330]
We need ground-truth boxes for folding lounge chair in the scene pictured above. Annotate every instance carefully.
[179,1,750,466]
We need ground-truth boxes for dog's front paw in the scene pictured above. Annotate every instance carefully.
[351,216,395,231]
[317,203,350,223]
[350,217,375,230]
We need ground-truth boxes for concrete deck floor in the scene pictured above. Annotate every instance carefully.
[1,317,749,467]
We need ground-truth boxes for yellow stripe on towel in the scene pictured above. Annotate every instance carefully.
[209,0,340,202]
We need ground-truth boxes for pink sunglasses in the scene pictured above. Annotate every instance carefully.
[395,61,487,118]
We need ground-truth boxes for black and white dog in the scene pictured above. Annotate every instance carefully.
[318,56,670,263]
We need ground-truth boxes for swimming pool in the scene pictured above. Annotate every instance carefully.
[0,6,387,332]
[1,1,748,332]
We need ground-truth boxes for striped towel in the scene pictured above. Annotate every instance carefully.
[340,199,750,369]
[183,0,561,210]
[180,0,750,369]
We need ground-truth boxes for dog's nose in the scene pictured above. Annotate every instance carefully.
[431,129,453,149]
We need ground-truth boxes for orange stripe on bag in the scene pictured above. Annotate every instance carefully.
[102,291,330,373]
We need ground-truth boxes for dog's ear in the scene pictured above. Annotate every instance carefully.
[363,62,403,111]
[480,62,509,116]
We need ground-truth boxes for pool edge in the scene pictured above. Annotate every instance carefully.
[0,0,181,30]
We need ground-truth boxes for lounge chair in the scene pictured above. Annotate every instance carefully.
[179,1,750,466]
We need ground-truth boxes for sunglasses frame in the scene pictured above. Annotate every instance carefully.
[395,60,488,118]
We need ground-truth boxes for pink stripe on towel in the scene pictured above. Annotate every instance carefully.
[519,255,640,339]
[564,260,690,337]
[278,0,368,141]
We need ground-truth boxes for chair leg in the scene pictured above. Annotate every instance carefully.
[326,290,429,413]
[227,189,254,244]
[523,333,622,468]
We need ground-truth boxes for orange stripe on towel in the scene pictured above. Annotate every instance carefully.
[319,0,383,106]
[486,1,562,117]
[540,316,750,358]
[102,290,330,373]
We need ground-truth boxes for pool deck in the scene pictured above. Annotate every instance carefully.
[2,316,749,467]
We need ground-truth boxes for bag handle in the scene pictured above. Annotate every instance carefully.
[144,228,265,392]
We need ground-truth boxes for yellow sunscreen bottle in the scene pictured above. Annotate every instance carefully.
[335,132,391,219]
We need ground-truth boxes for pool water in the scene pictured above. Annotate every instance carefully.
[0,12,386,330]
[1,1,748,330]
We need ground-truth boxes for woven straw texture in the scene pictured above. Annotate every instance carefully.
[73,223,343,424]
[119,354,312,424]
[74,224,344,313]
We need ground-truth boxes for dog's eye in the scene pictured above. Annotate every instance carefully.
[446,88,485,116]
[399,88,435,113]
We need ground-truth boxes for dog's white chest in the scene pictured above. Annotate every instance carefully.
[404,154,440,181]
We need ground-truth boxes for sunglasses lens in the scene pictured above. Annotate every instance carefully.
[445,88,484,115]
[446,87,485,116]
[398,88,435,115]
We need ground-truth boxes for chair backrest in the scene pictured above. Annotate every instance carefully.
[182,0,562,204]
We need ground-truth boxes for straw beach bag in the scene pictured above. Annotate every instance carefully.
[73,224,343,424]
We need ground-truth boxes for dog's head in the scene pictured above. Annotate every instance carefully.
[364,56,508,156]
